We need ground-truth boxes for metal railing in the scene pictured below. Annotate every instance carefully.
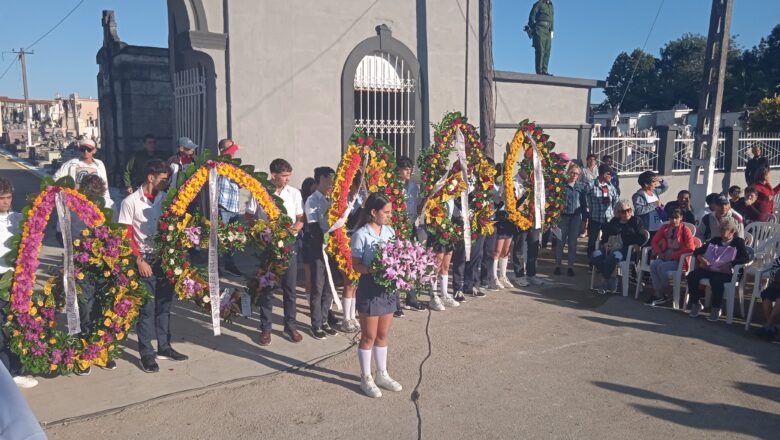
[590,134,658,175]
[672,137,726,172]
[738,132,780,169]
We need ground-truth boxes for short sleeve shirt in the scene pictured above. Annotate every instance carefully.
[350,224,396,266]
[246,185,303,221]
[118,188,167,256]
[0,211,22,274]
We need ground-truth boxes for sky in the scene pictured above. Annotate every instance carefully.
[0,0,778,104]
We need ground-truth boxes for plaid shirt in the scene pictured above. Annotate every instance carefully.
[218,175,241,213]
[586,180,619,223]
[563,181,587,215]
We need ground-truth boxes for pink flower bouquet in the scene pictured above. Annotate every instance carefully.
[371,239,438,294]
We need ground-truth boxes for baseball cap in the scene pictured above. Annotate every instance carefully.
[713,194,730,206]
[178,137,198,150]
[78,139,96,150]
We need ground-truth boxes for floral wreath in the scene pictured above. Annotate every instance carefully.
[156,152,294,316]
[418,112,496,248]
[327,130,411,282]
[0,179,149,374]
[503,119,568,231]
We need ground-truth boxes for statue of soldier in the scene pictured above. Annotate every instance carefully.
[525,0,554,75]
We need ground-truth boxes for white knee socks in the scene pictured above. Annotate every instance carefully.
[440,274,449,297]
[373,346,388,372]
[498,257,509,279]
[492,258,499,282]
[343,297,355,321]
[358,348,372,376]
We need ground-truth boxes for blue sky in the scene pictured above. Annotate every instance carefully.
[0,0,778,103]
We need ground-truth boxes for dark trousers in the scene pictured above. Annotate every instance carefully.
[453,235,486,292]
[0,299,20,375]
[481,231,498,285]
[513,229,540,277]
[587,220,605,259]
[136,265,174,357]
[591,248,626,279]
[260,253,298,331]
[78,278,102,335]
[687,269,733,309]
[308,257,333,329]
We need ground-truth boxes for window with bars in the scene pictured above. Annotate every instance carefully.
[353,52,416,159]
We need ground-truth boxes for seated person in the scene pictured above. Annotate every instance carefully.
[646,209,696,306]
[664,190,696,225]
[590,200,647,293]
[686,216,750,321]
[732,186,770,224]
[757,254,780,341]
[728,185,742,204]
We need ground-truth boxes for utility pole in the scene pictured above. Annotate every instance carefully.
[14,48,34,150]
[479,0,495,158]
[688,0,733,207]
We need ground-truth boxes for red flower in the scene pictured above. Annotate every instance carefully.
[160,222,168,230]
[166,269,173,278]
[183,262,189,268]
[366,137,374,146]
[442,232,450,239]
[385,187,392,195]
[357,136,365,145]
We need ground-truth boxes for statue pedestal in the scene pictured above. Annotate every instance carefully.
[493,71,605,161]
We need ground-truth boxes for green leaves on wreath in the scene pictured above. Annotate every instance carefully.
[0,270,12,302]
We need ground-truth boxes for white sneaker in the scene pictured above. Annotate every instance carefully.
[429,296,445,311]
[527,275,544,286]
[374,370,403,392]
[495,278,506,289]
[360,374,382,398]
[351,318,361,329]
[341,320,358,333]
[500,277,515,288]
[441,293,460,307]
[13,375,38,388]
[514,277,531,287]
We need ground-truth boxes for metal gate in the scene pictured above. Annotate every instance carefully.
[173,66,206,152]
[353,52,416,159]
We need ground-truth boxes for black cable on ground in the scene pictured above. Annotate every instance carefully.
[411,307,433,440]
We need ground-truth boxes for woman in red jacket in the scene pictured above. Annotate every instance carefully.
[733,186,771,223]
[752,167,780,213]
[646,209,696,306]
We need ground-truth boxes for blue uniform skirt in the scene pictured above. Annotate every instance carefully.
[356,275,397,316]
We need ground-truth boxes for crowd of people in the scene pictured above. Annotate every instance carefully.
[1,136,779,399]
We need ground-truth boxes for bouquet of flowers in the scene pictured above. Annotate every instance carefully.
[370,239,438,294]
[216,220,248,253]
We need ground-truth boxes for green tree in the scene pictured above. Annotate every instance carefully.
[748,95,780,132]
[604,49,659,112]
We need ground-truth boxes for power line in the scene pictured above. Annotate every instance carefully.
[0,56,18,82]
[617,0,666,110]
[26,0,86,50]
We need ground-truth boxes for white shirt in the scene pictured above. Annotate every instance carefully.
[304,190,331,233]
[246,185,303,221]
[53,158,113,205]
[0,211,22,274]
[118,188,167,256]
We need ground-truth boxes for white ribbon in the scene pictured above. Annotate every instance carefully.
[56,192,80,335]
[207,168,221,336]
[529,134,546,229]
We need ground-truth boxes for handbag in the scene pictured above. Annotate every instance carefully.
[702,243,737,272]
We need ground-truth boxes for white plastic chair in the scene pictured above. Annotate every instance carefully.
[744,222,780,254]
[744,236,780,330]
[684,246,755,324]
[773,192,780,215]
[683,222,696,235]
[636,236,701,306]
[591,230,650,297]
[765,213,777,224]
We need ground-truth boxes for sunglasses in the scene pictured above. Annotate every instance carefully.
[79,147,96,153]
[616,208,633,214]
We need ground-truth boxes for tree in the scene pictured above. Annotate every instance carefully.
[748,95,780,132]
[604,49,659,112]
[656,33,708,110]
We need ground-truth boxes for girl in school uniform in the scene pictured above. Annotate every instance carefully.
[350,192,403,398]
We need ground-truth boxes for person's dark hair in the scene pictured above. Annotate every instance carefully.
[301,177,316,204]
[587,153,598,161]
[705,192,721,205]
[355,192,391,230]
[744,186,758,196]
[728,185,742,196]
[601,155,613,163]
[270,158,293,174]
[397,156,413,170]
[669,208,683,219]
[756,167,770,183]
[598,164,612,176]
[0,176,14,195]
[314,166,335,184]
[145,159,169,178]
[350,170,363,190]
[218,138,233,151]
[142,134,156,142]
[677,190,691,197]
[79,174,107,200]
[637,171,656,187]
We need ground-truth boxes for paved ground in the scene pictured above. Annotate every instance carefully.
[4,155,780,439]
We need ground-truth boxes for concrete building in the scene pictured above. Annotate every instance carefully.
[98,1,604,186]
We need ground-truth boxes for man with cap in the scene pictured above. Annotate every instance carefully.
[525,0,554,75]
[696,194,744,241]
[167,137,198,187]
[54,139,113,204]
[585,164,619,260]
[216,138,243,277]
[631,171,669,237]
